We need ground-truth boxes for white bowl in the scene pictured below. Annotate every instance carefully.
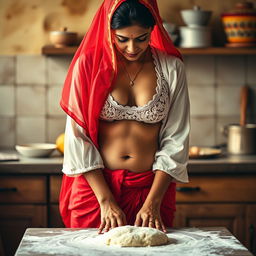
[15,143,56,158]
[181,6,212,27]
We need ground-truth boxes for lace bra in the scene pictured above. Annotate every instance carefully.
[99,49,170,124]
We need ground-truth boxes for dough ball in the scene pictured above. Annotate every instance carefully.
[103,225,169,247]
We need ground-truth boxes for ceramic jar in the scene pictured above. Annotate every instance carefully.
[221,2,256,47]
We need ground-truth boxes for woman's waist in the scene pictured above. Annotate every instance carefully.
[99,137,158,172]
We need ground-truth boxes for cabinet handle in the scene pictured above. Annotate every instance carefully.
[176,186,201,192]
[0,187,18,192]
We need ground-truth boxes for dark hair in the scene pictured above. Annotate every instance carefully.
[111,0,156,29]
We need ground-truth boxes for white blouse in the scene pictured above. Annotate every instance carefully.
[62,47,190,183]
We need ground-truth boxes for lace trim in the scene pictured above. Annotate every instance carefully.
[100,47,169,124]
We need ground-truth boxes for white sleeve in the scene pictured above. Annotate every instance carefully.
[62,115,105,176]
[152,57,190,183]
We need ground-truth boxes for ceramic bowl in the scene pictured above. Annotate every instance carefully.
[181,6,212,27]
[15,143,56,158]
[49,27,77,48]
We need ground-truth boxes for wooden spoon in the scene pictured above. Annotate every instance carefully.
[240,85,249,126]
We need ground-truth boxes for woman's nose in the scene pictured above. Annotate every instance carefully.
[127,40,136,53]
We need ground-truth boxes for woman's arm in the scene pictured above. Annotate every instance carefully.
[135,57,190,232]
[83,169,127,233]
[134,170,172,232]
[63,116,126,232]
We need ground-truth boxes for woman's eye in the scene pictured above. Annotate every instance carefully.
[136,37,147,42]
[117,38,128,43]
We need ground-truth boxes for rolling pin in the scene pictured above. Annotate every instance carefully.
[240,85,249,126]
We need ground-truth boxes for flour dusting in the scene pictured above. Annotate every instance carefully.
[17,228,247,256]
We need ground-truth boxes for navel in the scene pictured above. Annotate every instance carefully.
[121,155,132,160]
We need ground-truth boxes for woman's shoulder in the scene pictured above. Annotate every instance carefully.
[151,46,184,74]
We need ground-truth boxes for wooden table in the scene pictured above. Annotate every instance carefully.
[15,227,253,256]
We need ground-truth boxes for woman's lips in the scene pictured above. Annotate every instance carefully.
[125,52,140,58]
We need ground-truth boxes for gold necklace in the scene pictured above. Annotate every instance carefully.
[121,50,147,87]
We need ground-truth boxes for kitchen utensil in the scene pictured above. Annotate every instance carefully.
[223,86,256,155]
[49,27,78,48]
[15,143,56,158]
[221,2,256,47]
[0,152,19,161]
[181,5,212,27]
[179,26,211,48]
[179,5,212,48]
[189,146,222,159]
[224,124,256,154]
[240,85,249,126]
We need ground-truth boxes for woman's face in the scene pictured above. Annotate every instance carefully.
[112,25,152,62]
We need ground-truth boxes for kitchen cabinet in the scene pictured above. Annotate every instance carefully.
[246,205,256,254]
[0,175,47,256]
[174,174,256,255]
[49,175,64,228]
[0,205,47,256]
[0,155,256,255]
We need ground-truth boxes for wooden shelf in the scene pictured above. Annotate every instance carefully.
[42,45,78,55]
[179,47,256,55]
[42,45,256,56]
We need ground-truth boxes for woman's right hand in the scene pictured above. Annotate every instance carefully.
[98,199,127,234]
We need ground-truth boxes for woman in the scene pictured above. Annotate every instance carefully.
[59,0,190,234]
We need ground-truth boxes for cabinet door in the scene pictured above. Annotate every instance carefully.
[50,175,62,203]
[49,204,65,228]
[174,204,246,245]
[246,204,256,255]
[0,205,47,256]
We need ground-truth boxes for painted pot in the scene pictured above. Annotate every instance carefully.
[221,2,256,47]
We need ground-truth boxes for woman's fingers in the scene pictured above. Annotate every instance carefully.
[104,218,111,232]
[98,219,106,234]
[142,215,149,227]
[149,218,155,228]
[110,217,117,229]
[155,219,161,230]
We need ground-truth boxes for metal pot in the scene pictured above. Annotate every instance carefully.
[223,124,256,155]
[223,86,256,155]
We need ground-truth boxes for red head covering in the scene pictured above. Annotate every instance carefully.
[60,0,181,147]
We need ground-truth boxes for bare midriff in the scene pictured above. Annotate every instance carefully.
[98,120,161,173]
[98,50,161,173]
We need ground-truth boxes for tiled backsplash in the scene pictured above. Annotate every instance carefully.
[0,55,255,148]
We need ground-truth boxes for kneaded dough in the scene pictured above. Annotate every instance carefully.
[103,225,169,247]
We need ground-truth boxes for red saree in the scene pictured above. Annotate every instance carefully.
[59,0,181,228]
[60,169,176,228]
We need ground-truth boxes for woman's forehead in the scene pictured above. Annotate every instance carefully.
[113,25,151,38]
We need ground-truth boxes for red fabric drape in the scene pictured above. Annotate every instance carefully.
[59,0,181,228]
[60,169,176,228]
[60,0,181,146]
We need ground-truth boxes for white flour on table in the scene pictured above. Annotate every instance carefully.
[18,228,246,256]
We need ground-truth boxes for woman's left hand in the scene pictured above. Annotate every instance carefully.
[134,200,166,232]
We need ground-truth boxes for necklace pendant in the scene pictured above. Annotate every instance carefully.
[130,81,134,86]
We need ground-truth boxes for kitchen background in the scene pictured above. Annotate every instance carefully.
[0,0,256,149]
